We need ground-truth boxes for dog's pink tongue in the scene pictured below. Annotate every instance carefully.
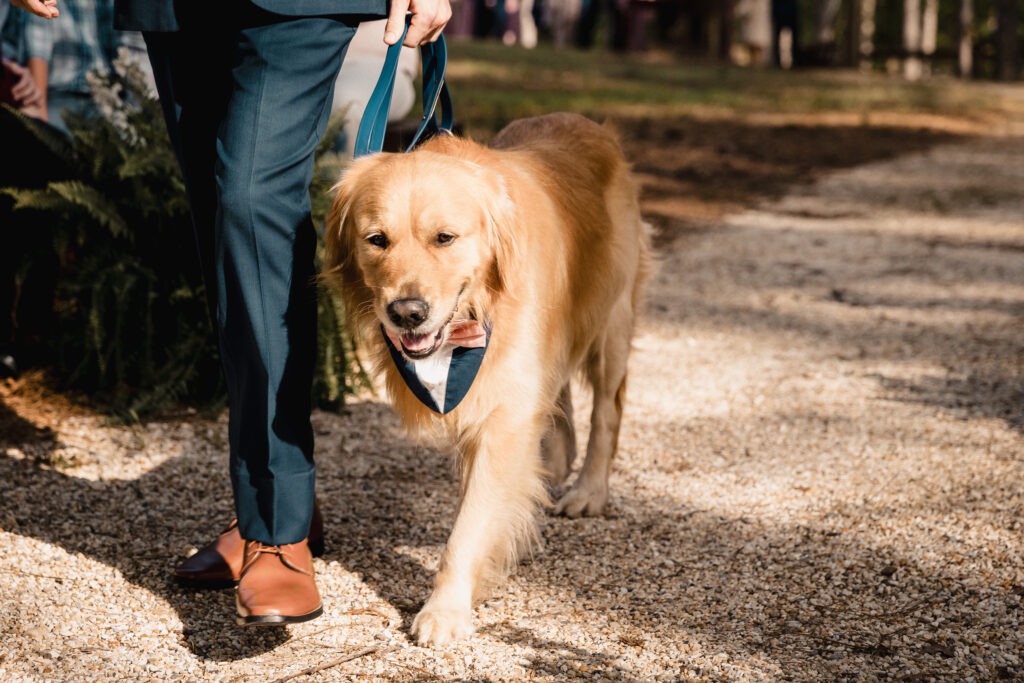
[386,319,487,353]
[400,332,434,352]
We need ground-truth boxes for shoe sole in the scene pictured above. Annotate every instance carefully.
[173,537,326,590]
[173,576,237,590]
[236,605,323,626]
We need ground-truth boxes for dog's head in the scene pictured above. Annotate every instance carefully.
[324,144,515,359]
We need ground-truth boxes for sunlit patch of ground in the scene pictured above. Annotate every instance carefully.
[1,52,1022,681]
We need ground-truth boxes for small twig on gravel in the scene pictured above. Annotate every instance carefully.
[271,645,398,683]
[860,471,904,506]
[772,620,916,656]
[528,609,573,621]
[770,629,874,652]
[857,590,945,620]
[0,567,72,582]
[286,607,394,645]
[388,660,444,680]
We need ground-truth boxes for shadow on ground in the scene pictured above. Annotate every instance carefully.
[0,399,55,455]
[624,117,959,249]
[1,115,1019,679]
[0,392,1019,678]
[641,125,1024,436]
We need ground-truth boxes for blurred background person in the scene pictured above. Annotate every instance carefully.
[771,0,800,68]
[1,1,45,118]
[500,0,537,47]
[514,0,538,48]
[1,0,69,383]
[545,0,580,47]
[735,0,772,65]
[22,0,150,132]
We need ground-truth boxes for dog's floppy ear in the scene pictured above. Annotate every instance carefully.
[480,168,519,295]
[323,157,378,335]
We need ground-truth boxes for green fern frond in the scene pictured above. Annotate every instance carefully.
[47,181,131,239]
[1,103,73,162]
[118,150,176,181]
[0,186,76,213]
[5,67,362,419]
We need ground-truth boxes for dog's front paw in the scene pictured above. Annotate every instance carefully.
[554,479,608,518]
[411,602,474,645]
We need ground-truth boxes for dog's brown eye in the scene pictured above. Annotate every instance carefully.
[367,233,389,249]
[435,232,456,246]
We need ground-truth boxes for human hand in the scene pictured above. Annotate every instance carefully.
[384,0,452,47]
[4,60,44,110]
[10,0,59,19]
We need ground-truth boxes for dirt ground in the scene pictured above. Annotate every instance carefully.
[1,115,1022,681]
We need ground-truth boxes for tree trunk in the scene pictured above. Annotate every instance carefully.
[957,0,973,77]
[921,0,937,54]
[737,0,772,66]
[921,0,938,75]
[903,0,923,80]
[753,0,773,66]
[996,0,1020,81]
[816,0,843,44]
[845,0,861,67]
[719,0,735,62]
[860,0,877,69]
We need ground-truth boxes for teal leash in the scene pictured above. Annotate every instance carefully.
[353,18,454,158]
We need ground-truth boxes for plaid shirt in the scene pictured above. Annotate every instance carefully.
[24,0,145,95]
[1,3,25,62]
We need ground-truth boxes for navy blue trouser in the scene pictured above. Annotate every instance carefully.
[145,4,366,545]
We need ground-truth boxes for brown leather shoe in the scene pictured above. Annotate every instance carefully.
[174,504,324,588]
[235,539,322,625]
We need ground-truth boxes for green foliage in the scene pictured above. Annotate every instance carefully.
[310,112,372,410]
[446,41,1018,139]
[1,55,365,420]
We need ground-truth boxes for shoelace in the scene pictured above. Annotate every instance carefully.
[242,542,313,576]
[251,543,283,557]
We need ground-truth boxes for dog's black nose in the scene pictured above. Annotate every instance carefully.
[387,298,430,329]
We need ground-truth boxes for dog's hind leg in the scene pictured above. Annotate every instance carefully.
[412,413,547,645]
[555,297,633,518]
[541,383,576,486]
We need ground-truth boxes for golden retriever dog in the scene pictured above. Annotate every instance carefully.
[324,113,652,645]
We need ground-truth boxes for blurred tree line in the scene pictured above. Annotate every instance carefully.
[639,0,1020,79]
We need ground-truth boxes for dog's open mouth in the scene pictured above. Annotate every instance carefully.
[392,301,460,360]
[399,327,446,359]
[385,289,465,360]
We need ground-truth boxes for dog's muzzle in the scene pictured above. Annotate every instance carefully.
[382,319,490,414]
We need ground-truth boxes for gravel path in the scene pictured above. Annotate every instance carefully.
[1,134,1023,682]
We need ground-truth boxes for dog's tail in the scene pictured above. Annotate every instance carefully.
[633,220,657,316]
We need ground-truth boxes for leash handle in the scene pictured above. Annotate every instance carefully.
[353,17,454,158]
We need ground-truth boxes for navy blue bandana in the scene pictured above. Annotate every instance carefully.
[382,321,490,414]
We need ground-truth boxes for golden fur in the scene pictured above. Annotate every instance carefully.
[324,113,652,644]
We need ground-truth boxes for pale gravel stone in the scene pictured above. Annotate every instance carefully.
[0,136,1022,681]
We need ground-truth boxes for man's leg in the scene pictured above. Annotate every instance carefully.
[144,12,233,326]
[216,7,358,548]
[145,5,359,620]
